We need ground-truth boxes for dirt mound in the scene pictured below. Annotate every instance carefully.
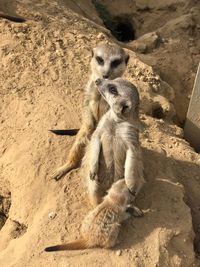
[0,0,200,266]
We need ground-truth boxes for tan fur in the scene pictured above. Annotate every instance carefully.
[82,78,145,208]
[44,179,132,251]
[51,43,129,180]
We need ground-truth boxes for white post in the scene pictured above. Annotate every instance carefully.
[184,63,200,152]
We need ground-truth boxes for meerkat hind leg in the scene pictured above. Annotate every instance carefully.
[50,164,74,181]
[51,123,93,181]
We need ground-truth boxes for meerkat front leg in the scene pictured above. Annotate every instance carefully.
[89,136,101,181]
[87,135,102,207]
[124,146,145,215]
[124,146,144,196]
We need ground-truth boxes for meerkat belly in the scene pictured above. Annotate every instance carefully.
[98,132,115,192]
[113,137,126,182]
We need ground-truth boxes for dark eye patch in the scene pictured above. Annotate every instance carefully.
[122,105,129,113]
[108,84,118,95]
[96,56,104,65]
[111,58,122,68]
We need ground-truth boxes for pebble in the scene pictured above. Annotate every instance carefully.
[48,211,57,220]
[196,157,200,165]
[97,33,106,40]
[190,47,199,55]
[151,84,159,93]
[155,147,167,156]
[140,76,148,82]
[116,250,122,256]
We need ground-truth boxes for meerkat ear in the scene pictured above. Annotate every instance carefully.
[125,54,130,65]
[91,48,96,58]
[121,99,132,114]
[114,99,132,115]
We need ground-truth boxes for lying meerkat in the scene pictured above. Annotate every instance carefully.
[51,43,129,180]
[45,179,133,251]
[82,78,144,207]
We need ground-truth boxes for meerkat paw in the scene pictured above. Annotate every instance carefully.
[89,165,99,181]
[89,170,96,181]
[50,164,72,181]
[126,205,144,217]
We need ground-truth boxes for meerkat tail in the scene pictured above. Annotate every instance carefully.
[44,239,89,251]
[49,129,79,136]
[0,12,26,23]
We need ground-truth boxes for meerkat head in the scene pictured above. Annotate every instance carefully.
[90,43,129,81]
[107,179,132,207]
[95,78,139,120]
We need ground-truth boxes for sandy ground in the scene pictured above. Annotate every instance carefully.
[0,0,200,266]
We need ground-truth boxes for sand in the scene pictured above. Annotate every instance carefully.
[0,0,200,266]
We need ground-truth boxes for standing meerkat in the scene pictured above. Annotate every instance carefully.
[51,43,129,180]
[45,179,133,251]
[83,78,144,207]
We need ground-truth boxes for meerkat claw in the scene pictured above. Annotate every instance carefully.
[89,171,96,181]
[50,165,72,181]
[126,206,144,217]
[50,170,65,181]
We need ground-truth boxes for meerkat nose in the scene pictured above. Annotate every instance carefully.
[95,78,103,86]
[103,74,109,79]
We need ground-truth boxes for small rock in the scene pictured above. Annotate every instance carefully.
[131,42,147,53]
[51,70,59,81]
[116,250,122,256]
[196,157,200,165]
[155,147,167,156]
[151,84,160,93]
[131,32,160,53]
[140,76,148,82]
[190,47,199,55]
[135,0,149,10]
[97,32,106,40]
[48,211,56,220]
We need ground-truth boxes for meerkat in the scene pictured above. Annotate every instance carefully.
[45,179,133,251]
[51,43,130,180]
[0,12,26,23]
[82,78,144,208]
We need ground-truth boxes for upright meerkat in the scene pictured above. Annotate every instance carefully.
[45,179,133,251]
[51,43,129,180]
[83,78,144,207]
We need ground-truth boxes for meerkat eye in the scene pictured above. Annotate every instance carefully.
[111,59,122,68]
[108,84,118,95]
[96,56,104,65]
[122,105,129,113]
